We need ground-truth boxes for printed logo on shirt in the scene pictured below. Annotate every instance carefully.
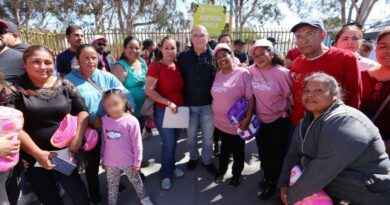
[252,77,273,91]
[212,82,227,93]
[71,57,80,70]
[105,129,123,140]
[290,72,303,83]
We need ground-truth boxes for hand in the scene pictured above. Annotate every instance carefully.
[132,166,141,173]
[280,186,289,205]
[68,136,82,153]
[168,101,178,114]
[33,150,55,170]
[92,117,102,129]
[0,134,20,160]
[100,161,106,170]
[239,117,251,131]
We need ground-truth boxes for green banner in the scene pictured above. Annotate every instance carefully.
[193,4,226,36]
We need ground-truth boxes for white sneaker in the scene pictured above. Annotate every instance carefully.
[141,196,154,205]
[18,192,39,205]
[173,167,185,178]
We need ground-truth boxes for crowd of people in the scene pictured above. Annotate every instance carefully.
[0,17,390,205]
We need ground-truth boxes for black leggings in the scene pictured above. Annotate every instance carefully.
[85,139,102,203]
[216,128,245,177]
[24,167,89,205]
[256,117,289,183]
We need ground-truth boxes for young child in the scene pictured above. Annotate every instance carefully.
[101,89,153,205]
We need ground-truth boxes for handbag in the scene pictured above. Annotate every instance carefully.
[140,62,161,117]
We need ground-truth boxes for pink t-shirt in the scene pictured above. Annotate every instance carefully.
[101,113,142,168]
[211,67,253,135]
[249,64,293,123]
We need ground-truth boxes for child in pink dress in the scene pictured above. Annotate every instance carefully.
[101,89,153,205]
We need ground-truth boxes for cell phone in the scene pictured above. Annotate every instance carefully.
[50,155,77,176]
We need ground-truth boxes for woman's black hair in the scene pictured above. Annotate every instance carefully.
[102,89,132,114]
[120,36,141,61]
[75,44,97,59]
[156,36,176,61]
[142,39,154,51]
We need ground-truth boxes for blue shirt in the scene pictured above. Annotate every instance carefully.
[65,69,135,123]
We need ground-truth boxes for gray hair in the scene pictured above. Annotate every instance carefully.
[304,72,343,98]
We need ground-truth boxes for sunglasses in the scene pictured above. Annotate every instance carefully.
[97,42,107,47]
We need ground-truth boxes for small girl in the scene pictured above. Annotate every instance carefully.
[101,89,153,205]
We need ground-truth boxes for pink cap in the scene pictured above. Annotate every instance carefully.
[248,39,273,57]
[0,19,8,29]
[213,43,232,57]
[91,35,107,43]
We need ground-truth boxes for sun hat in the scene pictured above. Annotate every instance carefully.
[0,106,23,171]
[91,35,108,43]
[248,39,274,57]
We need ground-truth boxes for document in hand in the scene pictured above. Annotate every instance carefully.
[162,106,190,128]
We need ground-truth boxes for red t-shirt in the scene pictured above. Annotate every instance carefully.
[146,61,185,108]
[290,47,362,125]
[361,71,390,139]
[285,47,302,61]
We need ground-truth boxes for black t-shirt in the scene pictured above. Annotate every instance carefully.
[56,49,103,75]
[0,48,25,81]
[0,75,87,163]
[234,52,248,64]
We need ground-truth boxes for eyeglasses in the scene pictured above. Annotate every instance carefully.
[294,30,320,42]
[97,42,107,47]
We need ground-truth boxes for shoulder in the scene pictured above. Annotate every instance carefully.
[248,64,257,73]
[57,49,70,58]
[328,47,356,60]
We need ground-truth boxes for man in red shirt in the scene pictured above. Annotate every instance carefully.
[290,19,362,125]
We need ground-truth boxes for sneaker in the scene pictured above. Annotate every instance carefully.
[202,163,217,175]
[259,181,276,200]
[141,160,150,168]
[142,130,153,140]
[186,159,199,170]
[161,178,172,190]
[18,193,39,205]
[214,174,223,183]
[230,176,240,187]
[141,196,154,205]
[173,167,185,178]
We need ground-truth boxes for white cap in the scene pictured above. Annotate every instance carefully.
[248,39,273,57]
[213,43,232,57]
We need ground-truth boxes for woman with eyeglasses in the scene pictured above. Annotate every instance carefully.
[360,27,390,155]
[65,44,135,204]
[334,23,379,71]
[248,39,292,200]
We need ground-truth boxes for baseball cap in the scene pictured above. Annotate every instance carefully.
[248,39,273,57]
[234,39,245,45]
[213,43,232,57]
[91,35,107,43]
[3,21,19,34]
[291,18,325,33]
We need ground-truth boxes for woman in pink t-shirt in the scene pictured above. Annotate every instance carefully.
[248,39,293,200]
[211,43,255,187]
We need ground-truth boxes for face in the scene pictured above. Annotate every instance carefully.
[1,32,16,47]
[219,36,232,46]
[376,34,390,68]
[215,49,233,70]
[302,78,336,115]
[147,43,156,52]
[191,26,209,51]
[24,50,55,82]
[124,40,141,61]
[294,25,325,56]
[253,47,274,68]
[359,45,371,58]
[234,44,244,53]
[103,94,126,118]
[161,39,177,62]
[77,47,98,73]
[335,28,362,53]
[67,29,84,49]
[92,40,106,53]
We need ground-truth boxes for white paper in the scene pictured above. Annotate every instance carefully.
[162,107,190,128]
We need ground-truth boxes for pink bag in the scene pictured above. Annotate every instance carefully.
[289,165,333,205]
[0,106,24,171]
[51,114,98,151]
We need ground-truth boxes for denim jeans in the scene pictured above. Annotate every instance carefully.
[154,106,181,179]
[186,105,214,165]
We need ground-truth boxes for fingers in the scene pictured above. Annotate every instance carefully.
[4,155,14,161]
